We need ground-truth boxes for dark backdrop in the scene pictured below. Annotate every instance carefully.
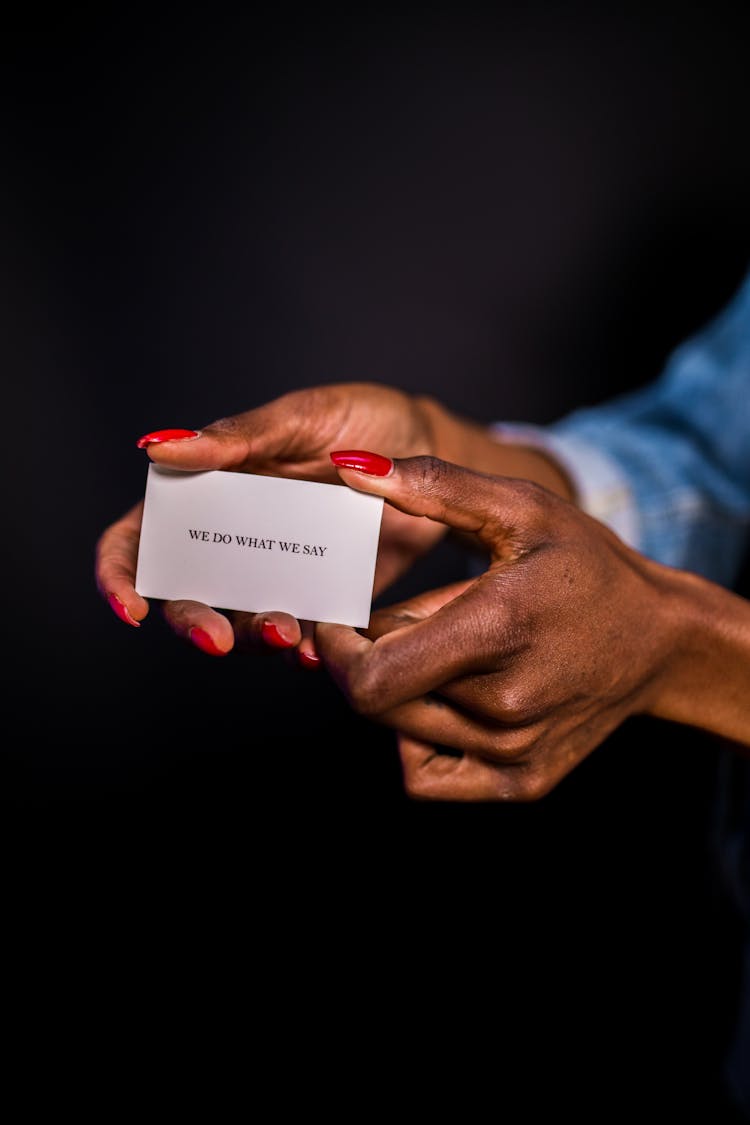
[3,5,750,1114]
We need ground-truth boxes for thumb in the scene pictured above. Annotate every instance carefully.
[135,420,253,472]
[134,392,336,474]
[329,449,542,551]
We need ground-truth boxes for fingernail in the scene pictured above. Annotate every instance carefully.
[299,649,321,670]
[189,627,226,656]
[136,428,200,449]
[262,621,294,649]
[329,450,394,476]
[108,593,140,627]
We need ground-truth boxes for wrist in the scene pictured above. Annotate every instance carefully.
[645,563,750,748]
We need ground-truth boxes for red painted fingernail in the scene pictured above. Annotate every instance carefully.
[299,650,321,670]
[189,627,226,656]
[262,621,294,649]
[330,450,394,476]
[136,428,200,449]
[108,593,140,627]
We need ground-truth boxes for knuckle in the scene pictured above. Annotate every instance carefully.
[514,768,557,803]
[490,726,536,763]
[95,521,122,557]
[511,477,551,511]
[345,662,390,717]
[402,769,430,801]
[506,480,555,535]
[488,712,549,764]
[201,415,253,466]
[409,455,470,523]
[415,454,447,485]
[202,414,242,436]
[494,685,536,727]
[513,478,547,505]
[412,455,452,500]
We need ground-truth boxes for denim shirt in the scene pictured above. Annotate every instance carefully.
[497,266,750,1113]
[496,267,750,588]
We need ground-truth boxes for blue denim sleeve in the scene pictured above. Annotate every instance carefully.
[495,269,750,587]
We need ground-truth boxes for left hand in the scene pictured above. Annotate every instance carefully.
[316,452,684,801]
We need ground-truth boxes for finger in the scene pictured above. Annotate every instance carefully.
[229,611,304,653]
[378,695,535,760]
[296,620,321,670]
[398,699,632,802]
[162,600,235,655]
[329,450,549,552]
[369,585,529,724]
[396,735,528,802]
[316,566,514,713]
[95,501,149,626]
[135,419,252,472]
[371,580,546,725]
[135,389,353,477]
[370,574,533,726]
[163,603,304,656]
[366,579,475,640]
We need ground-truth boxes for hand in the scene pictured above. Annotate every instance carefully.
[316,451,731,800]
[96,384,459,660]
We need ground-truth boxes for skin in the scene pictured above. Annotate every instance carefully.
[95,383,572,662]
[316,454,750,800]
[97,382,750,800]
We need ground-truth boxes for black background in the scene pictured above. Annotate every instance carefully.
[3,4,750,1112]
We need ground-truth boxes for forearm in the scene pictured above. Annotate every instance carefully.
[649,563,750,749]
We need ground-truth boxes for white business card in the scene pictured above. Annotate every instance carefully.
[134,465,384,627]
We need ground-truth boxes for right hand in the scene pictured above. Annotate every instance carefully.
[95,383,454,661]
[316,451,750,798]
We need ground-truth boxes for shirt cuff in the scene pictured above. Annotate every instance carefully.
[491,422,643,551]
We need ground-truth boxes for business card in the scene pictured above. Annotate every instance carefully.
[134,465,384,627]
